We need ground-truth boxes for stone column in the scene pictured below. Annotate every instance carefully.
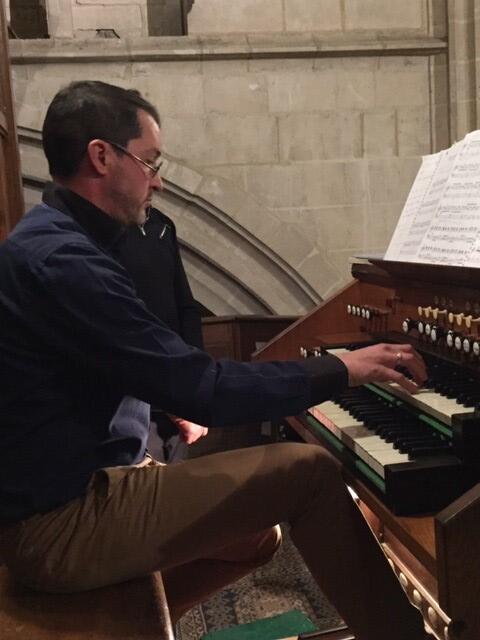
[447,0,479,139]
[44,0,73,38]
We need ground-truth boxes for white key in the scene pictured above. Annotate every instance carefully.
[376,382,474,426]
[368,449,411,479]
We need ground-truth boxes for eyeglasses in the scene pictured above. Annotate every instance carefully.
[105,140,163,179]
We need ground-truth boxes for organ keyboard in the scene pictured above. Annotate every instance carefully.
[253,258,480,640]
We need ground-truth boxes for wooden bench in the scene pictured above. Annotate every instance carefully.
[0,564,174,639]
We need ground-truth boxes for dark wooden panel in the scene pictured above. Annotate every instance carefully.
[202,315,297,361]
[0,0,24,239]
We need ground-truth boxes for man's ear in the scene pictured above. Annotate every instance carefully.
[87,139,111,176]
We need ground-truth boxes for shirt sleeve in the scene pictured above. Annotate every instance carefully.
[33,241,348,427]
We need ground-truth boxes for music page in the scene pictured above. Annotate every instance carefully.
[384,151,442,261]
[416,131,480,266]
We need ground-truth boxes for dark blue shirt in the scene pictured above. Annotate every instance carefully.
[0,184,348,524]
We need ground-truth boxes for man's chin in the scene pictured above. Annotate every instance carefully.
[135,207,149,226]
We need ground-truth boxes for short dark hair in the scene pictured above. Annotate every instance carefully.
[42,81,160,178]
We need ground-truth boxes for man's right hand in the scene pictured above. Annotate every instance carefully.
[336,343,427,394]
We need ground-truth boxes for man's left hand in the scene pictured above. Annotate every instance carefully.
[168,414,209,444]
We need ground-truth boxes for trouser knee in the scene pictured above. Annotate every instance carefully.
[214,525,282,568]
[247,525,282,567]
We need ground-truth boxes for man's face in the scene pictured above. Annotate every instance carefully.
[108,109,163,226]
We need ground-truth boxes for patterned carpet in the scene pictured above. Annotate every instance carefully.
[175,526,343,639]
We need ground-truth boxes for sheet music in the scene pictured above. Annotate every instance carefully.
[384,151,442,261]
[384,130,480,267]
[416,131,480,266]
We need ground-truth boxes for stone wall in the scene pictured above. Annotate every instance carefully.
[9,1,454,315]
[45,0,148,39]
[8,0,437,41]
[189,0,428,35]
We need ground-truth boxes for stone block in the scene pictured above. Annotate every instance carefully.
[367,157,421,204]
[397,106,431,156]
[132,60,202,77]
[267,221,315,267]
[284,0,342,31]
[363,109,396,157]
[298,249,345,300]
[267,72,336,113]
[19,144,50,181]
[202,59,249,76]
[247,32,317,55]
[13,81,46,130]
[455,97,477,140]
[161,160,204,195]
[204,75,268,115]
[430,54,449,107]
[452,59,476,104]
[313,204,366,250]
[450,15,475,64]
[243,164,306,209]
[37,62,128,82]
[45,0,74,38]
[337,69,376,109]
[72,3,146,38]
[160,116,207,164]
[430,0,447,39]
[322,249,359,293]
[23,185,42,213]
[199,34,250,57]
[344,0,426,31]
[204,166,247,191]
[249,58,314,74]
[194,174,264,230]
[129,35,202,58]
[188,0,283,34]
[303,160,368,207]
[314,56,372,73]
[135,74,204,116]
[375,59,429,107]
[279,112,362,161]
[431,103,450,152]
[9,65,28,83]
[203,114,278,164]
[366,202,404,250]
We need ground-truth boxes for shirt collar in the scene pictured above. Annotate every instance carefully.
[42,182,126,251]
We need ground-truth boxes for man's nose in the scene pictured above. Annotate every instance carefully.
[151,174,164,191]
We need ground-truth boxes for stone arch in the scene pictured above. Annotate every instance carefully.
[18,126,321,316]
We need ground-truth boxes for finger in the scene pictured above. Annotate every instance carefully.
[387,368,422,394]
[390,345,427,385]
[397,353,427,385]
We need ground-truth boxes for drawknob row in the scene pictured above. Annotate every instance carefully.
[347,304,388,320]
[403,318,480,356]
[418,306,480,329]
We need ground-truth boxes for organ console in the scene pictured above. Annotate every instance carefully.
[254,258,480,640]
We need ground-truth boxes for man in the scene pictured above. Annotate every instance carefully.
[0,81,429,640]
[114,207,208,462]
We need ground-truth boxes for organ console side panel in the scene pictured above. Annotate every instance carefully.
[0,0,24,240]
[254,259,480,640]
[253,279,395,362]
[435,483,480,638]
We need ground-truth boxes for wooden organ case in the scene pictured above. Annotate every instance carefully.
[254,258,480,640]
[0,0,24,239]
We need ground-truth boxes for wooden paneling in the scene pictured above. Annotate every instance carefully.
[202,315,297,361]
[0,0,24,239]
